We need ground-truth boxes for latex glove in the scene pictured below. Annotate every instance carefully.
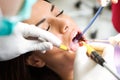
[0,22,61,61]
[98,0,110,7]
[74,43,117,80]
[111,0,118,3]
[109,34,120,46]
[74,46,96,80]
[98,0,118,7]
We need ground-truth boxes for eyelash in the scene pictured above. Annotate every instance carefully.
[46,25,50,31]
[46,10,64,31]
[56,10,64,17]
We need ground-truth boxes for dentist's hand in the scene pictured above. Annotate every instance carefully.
[109,34,120,46]
[74,43,116,80]
[0,22,61,61]
[74,46,96,80]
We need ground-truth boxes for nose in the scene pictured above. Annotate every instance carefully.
[47,17,69,34]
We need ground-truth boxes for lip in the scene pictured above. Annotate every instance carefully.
[69,28,85,51]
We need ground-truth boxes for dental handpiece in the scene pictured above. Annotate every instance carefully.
[82,42,120,80]
[58,44,68,51]
[82,42,105,66]
[51,39,68,51]
[47,35,68,51]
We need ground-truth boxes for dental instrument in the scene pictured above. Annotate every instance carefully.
[89,39,109,43]
[39,35,68,51]
[50,42,68,51]
[82,42,120,80]
[88,34,120,46]
[73,0,110,43]
[48,35,68,51]
[60,44,68,51]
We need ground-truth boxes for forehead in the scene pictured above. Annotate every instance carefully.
[24,0,60,25]
[31,1,51,22]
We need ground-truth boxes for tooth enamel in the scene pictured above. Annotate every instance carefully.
[73,32,77,38]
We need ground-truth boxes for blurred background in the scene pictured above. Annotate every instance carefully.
[50,0,118,40]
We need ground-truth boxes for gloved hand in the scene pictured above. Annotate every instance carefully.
[74,46,96,80]
[109,34,120,46]
[98,0,118,7]
[98,0,110,7]
[0,22,61,61]
[74,43,117,80]
[111,0,118,3]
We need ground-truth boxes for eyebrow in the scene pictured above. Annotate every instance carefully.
[35,4,54,26]
[51,5,55,12]
[35,18,46,26]
[35,4,64,26]
[44,0,51,3]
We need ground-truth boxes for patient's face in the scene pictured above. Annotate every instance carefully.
[24,0,85,80]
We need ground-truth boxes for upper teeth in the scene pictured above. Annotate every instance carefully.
[73,32,78,38]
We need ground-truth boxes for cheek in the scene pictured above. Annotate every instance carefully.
[44,47,69,60]
[46,47,61,54]
[47,29,63,41]
[38,23,48,30]
[38,47,63,62]
[47,47,76,59]
[66,51,76,61]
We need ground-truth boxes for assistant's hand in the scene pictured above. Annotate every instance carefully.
[98,0,118,7]
[111,0,118,3]
[109,34,120,46]
[0,22,61,61]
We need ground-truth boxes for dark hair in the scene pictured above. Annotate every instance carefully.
[0,55,30,80]
[0,52,61,80]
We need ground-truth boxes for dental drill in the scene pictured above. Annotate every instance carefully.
[82,42,120,80]
[46,36,68,51]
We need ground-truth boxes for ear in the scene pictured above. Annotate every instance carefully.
[26,54,46,68]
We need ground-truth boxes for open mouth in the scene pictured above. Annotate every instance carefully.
[70,32,85,51]
[72,32,85,42]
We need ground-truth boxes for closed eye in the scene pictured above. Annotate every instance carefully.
[46,10,64,31]
[56,10,64,17]
[46,25,50,31]
[35,18,46,26]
